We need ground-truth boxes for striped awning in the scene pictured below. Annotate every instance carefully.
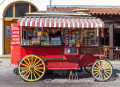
[17,17,104,28]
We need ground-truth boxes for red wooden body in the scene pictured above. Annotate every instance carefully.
[11,24,104,70]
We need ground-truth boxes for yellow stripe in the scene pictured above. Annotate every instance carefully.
[0,57,11,59]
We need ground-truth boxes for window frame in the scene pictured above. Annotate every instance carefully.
[4,1,38,18]
[81,28,99,46]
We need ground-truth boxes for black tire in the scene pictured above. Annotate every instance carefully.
[13,68,19,75]
[84,65,92,74]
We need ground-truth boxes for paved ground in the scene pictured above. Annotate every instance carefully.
[0,54,11,57]
[0,59,120,87]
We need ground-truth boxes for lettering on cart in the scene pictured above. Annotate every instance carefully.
[11,42,19,44]
[12,35,19,38]
[12,38,19,41]
[12,27,19,31]
[12,31,19,34]
[11,27,20,44]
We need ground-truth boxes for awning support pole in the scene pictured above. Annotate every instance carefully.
[109,22,113,60]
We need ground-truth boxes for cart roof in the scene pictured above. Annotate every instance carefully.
[17,9,104,28]
[25,9,91,17]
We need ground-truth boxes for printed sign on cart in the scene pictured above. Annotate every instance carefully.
[11,25,20,44]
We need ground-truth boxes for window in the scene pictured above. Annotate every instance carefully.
[5,2,38,17]
[67,47,77,53]
[15,3,29,17]
[22,27,62,46]
[31,5,37,12]
[81,29,98,46]
[5,5,13,17]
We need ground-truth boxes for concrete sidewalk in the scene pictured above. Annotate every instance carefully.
[110,61,120,64]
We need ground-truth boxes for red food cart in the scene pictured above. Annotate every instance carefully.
[11,10,113,82]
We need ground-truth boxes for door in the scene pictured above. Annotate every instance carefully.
[115,33,120,46]
[4,21,15,54]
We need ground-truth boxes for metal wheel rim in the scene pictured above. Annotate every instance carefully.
[92,60,113,81]
[18,55,45,81]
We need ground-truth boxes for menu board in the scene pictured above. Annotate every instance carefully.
[11,24,20,45]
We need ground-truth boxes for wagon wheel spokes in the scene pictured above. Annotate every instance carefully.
[18,55,46,82]
[92,60,113,81]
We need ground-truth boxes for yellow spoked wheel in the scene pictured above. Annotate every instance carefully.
[91,60,113,81]
[18,55,45,82]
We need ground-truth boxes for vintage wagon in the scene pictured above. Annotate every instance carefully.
[11,9,113,82]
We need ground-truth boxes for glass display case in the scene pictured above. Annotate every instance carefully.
[21,27,62,46]
[81,29,98,46]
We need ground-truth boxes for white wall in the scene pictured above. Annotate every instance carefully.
[0,0,48,55]
[0,18,4,55]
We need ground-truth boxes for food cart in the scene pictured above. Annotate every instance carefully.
[11,9,113,82]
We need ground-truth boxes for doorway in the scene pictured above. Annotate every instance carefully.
[3,1,38,54]
[4,21,15,54]
[114,33,120,46]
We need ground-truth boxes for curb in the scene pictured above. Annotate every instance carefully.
[0,57,11,59]
[110,61,120,65]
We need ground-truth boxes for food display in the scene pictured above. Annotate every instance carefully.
[22,27,84,47]
[61,28,83,47]
[41,29,50,45]
[22,28,62,46]
[81,29,98,46]
[21,27,98,48]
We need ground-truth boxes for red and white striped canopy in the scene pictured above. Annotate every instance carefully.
[17,17,104,28]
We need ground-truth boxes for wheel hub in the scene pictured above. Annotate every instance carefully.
[30,66,34,71]
[100,68,104,73]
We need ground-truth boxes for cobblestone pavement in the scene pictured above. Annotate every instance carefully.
[0,59,120,87]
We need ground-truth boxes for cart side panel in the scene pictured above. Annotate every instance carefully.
[11,24,21,66]
[46,61,79,70]
[22,48,79,70]
[22,48,63,59]
[79,54,97,66]
[46,56,79,70]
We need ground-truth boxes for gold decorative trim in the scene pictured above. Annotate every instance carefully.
[13,3,15,18]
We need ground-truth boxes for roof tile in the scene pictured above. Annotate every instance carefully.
[47,7,120,15]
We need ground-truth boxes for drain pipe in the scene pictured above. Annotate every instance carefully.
[0,0,6,5]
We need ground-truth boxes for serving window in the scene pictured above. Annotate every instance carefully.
[21,27,98,47]
[21,27,62,46]
[81,29,98,46]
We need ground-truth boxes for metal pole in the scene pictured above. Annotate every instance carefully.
[109,22,113,60]
[50,0,52,11]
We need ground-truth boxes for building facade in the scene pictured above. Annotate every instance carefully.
[0,0,120,55]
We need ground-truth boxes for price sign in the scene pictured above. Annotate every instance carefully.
[11,24,20,45]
